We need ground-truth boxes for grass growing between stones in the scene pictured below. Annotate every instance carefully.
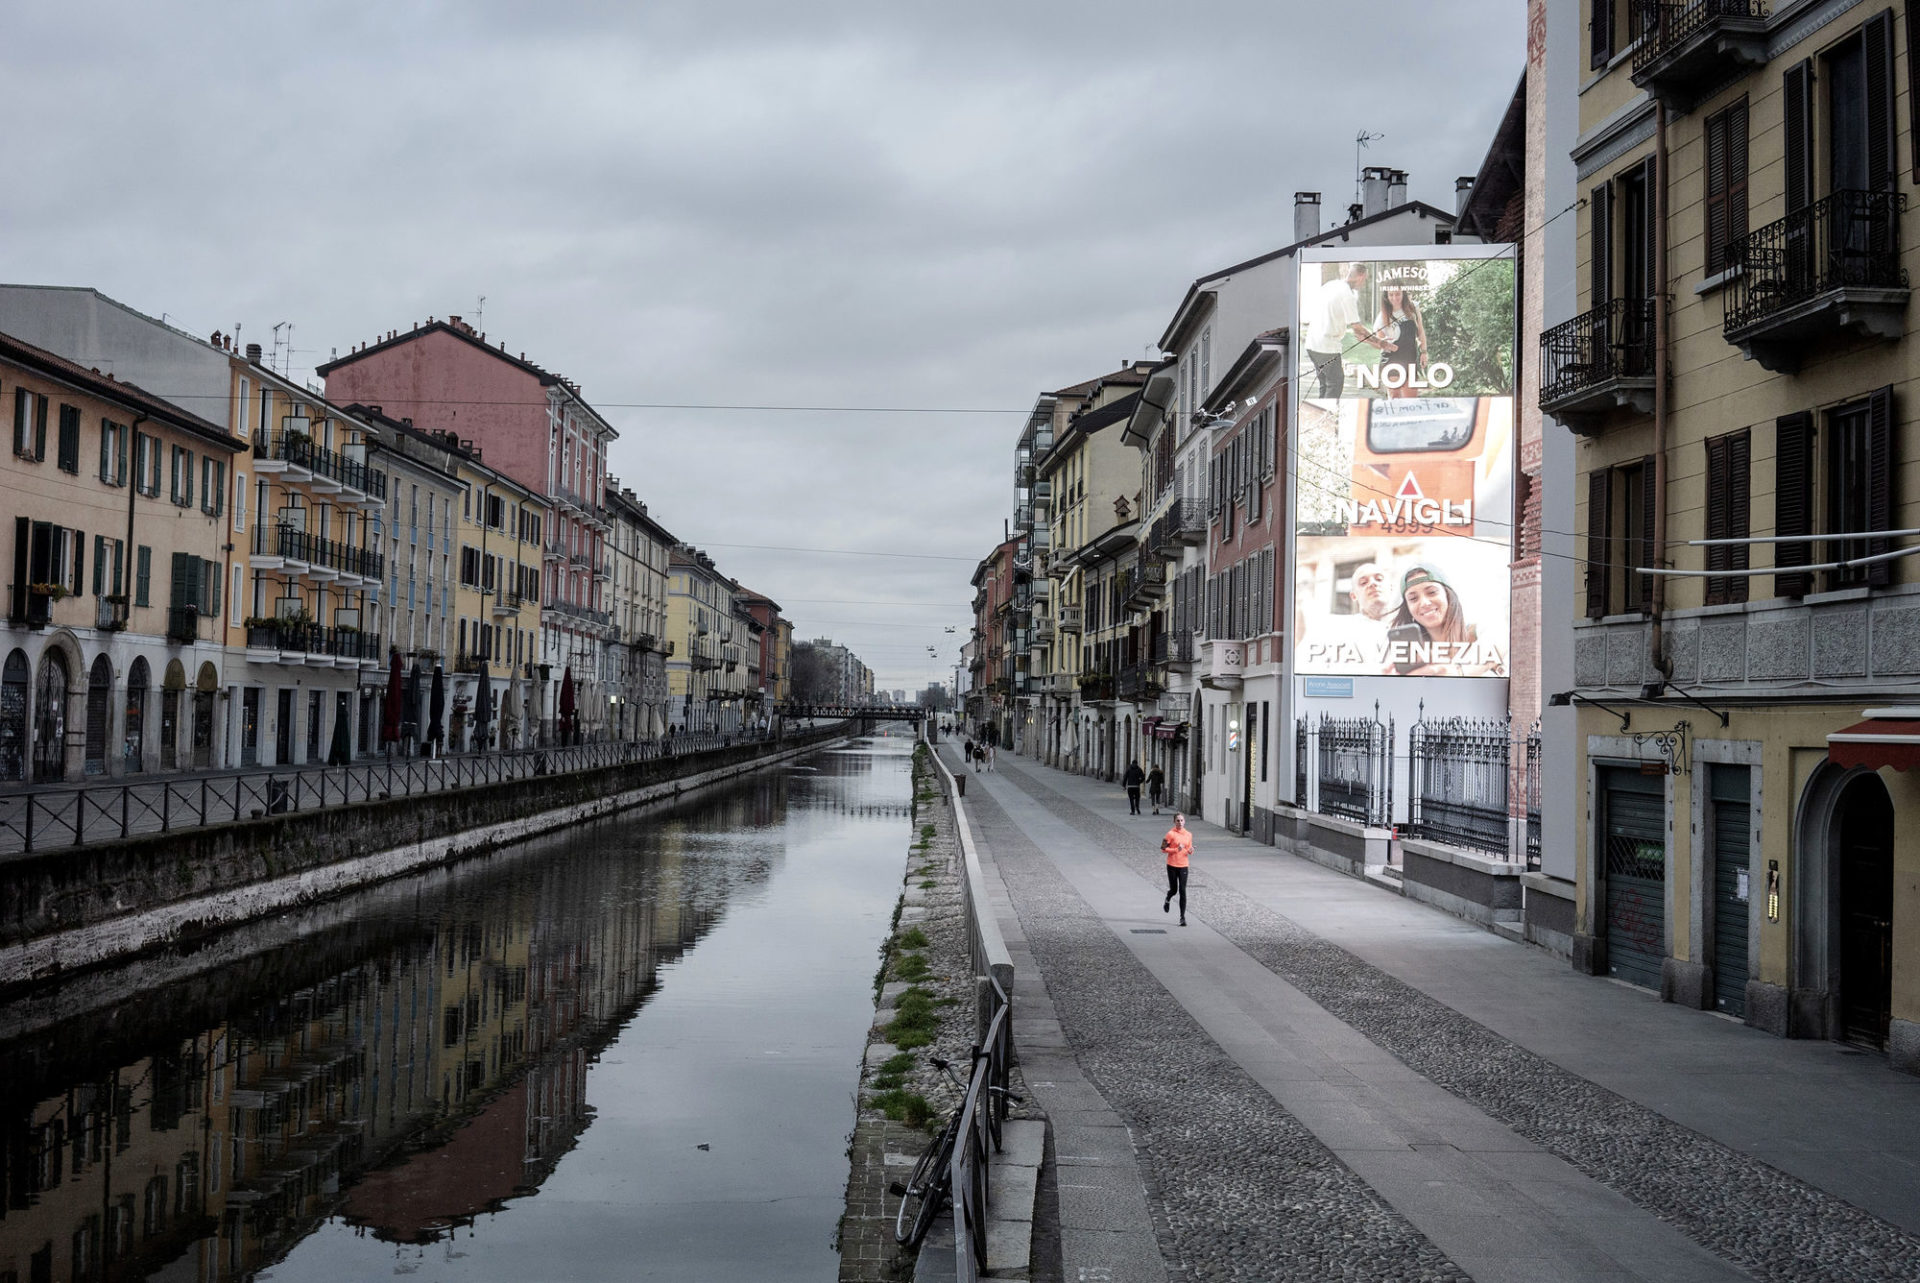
[885,987,939,1048]
[896,926,929,950]
[892,952,931,984]
[869,1088,935,1129]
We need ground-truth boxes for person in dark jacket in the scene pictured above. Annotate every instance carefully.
[1147,763,1166,814]
[1122,760,1146,815]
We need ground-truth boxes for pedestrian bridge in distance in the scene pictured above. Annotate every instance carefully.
[777,703,929,722]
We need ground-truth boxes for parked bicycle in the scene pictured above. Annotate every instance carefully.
[890,1053,1022,1250]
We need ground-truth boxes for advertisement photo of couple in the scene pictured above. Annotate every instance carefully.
[1299,556,1507,677]
[1299,256,1515,401]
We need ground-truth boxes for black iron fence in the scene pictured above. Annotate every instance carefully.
[1525,720,1542,871]
[1539,297,1656,405]
[0,727,817,856]
[1407,711,1512,856]
[1725,189,1908,332]
[1314,707,1393,827]
[1295,718,1308,807]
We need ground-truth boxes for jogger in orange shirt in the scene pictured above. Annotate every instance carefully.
[1161,815,1192,926]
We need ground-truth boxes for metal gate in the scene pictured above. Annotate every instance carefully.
[84,656,111,775]
[1603,768,1666,990]
[32,650,69,782]
[1710,766,1751,1018]
[0,650,26,781]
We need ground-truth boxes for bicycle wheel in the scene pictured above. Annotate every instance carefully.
[895,1123,957,1249]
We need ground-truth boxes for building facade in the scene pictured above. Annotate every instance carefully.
[2,330,244,781]
[1547,0,1920,1070]
[606,486,675,741]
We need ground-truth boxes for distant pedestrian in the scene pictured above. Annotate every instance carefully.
[1147,763,1165,814]
[1122,760,1145,815]
[1161,814,1192,926]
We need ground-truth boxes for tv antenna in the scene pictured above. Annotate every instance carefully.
[476,295,486,332]
[271,321,292,375]
[1354,130,1385,206]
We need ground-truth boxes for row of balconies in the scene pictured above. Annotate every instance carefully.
[1542,189,1908,428]
[253,428,385,501]
[1145,498,1207,553]
[254,523,385,582]
[245,622,384,662]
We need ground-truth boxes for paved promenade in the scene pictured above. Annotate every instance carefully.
[944,745,1920,1283]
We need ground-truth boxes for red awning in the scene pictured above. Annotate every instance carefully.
[1828,718,1920,771]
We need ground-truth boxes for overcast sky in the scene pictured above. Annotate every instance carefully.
[1,2,1522,693]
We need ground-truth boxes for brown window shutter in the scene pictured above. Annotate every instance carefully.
[1592,0,1614,69]
[1636,158,1659,300]
[1705,436,1730,604]
[1728,430,1751,603]
[1590,182,1613,308]
[1775,411,1814,597]
[1865,9,1896,192]
[1639,454,1657,609]
[1726,99,1749,256]
[1586,468,1612,618]
[1866,384,1895,586]
[1704,110,1729,277]
[1909,2,1920,181]
[1783,60,1814,214]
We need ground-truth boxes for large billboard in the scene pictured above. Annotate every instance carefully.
[1293,251,1515,678]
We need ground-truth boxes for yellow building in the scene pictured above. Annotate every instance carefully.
[1548,0,1919,1070]
[666,547,740,732]
[226,357,388,765]
[1,329,243,781]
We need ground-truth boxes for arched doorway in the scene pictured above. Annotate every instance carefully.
[33,649,71,782]
[84,655,112,775]
[125,657,149,773]
[192,662,218,769]
[161,659,186,770]
[1836,774,1895,1049]
[0,650,27,781]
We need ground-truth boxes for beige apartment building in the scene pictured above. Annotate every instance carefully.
[1,331,243,781]
[1549,0,1920,1070]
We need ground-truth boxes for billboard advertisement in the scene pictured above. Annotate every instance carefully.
[1293,251,1515,678]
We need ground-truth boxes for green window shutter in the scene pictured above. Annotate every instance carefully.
[9,516,27,623]
[93,535,105,596]
[135,546,151,607]
[71,528,84,596]
[112,540,124,596]
[99,420,112,481]
[33,395,47,460]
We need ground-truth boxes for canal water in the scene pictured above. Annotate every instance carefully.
[0,735,915,1282]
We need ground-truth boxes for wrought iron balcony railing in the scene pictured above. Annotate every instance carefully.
[1723,189,1908,369]
[1539,298,1657,427]
[255,431,386,499]
[1630,0,1769,101]
[258,524,385,580]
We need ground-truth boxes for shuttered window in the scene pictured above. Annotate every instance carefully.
[1590,181,1613,309]
[1703,99,1748,276]
[56,405,79,473]
[1775,411,1814,597]
[1591,0,1614,68]
[1865,9,1896,193]
[1586,469,1612,618]
[1783,60,1814,213]
[1704,430,1750,605]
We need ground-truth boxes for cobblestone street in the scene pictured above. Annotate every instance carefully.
[949,746,1920,1283]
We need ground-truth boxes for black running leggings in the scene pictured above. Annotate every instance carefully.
[1165,865,1188,914]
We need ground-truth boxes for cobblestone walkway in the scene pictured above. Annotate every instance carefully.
[994,759,1920,1283]
[965,782,1469,1282]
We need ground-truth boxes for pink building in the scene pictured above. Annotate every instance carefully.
[318,318,619,741]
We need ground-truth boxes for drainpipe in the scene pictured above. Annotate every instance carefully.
[1649,101,1674,683]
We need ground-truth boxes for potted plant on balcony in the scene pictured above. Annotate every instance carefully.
[29,582,67,601]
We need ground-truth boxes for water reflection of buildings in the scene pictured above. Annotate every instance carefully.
[0,785,787,1282]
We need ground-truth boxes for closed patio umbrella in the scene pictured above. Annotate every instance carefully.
[558,666,576,744]
[473,677,492,752]
[381,651,403,747]
[404,664,422,746]
[327,705,351,765]
[428,666,446,751]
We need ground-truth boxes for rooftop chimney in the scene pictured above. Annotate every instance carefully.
[245,342,263,364]
[1361,166,1391,218]
[1387,169,1408,209]
[1456,175,1475,217]
[1293,192,1321,243]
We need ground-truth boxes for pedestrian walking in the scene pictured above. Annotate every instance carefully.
[1161,814,1192,926]
[1147,763,1165,814]
[1122,760,1145,815]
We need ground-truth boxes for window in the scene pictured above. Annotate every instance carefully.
[232,564,243,625]
[1583,457,1656,618]
[56,404,80,472]
[234,471,248,531]
[1703,99,1749,276]
[1591,0,1615,68]
[99,419,128,486]
[169,446,194,507]
[135,545,151,607]
[1704,431,1751,605]
[13,388,47,459]
[200,457,226,517]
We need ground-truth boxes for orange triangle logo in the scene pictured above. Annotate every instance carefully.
[1396,472,1424,499]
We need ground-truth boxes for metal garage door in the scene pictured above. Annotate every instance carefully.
[1603,768,1666,990]
[1710,766,1751,1017]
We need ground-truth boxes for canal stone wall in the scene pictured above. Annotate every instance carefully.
[0,726,852,989]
